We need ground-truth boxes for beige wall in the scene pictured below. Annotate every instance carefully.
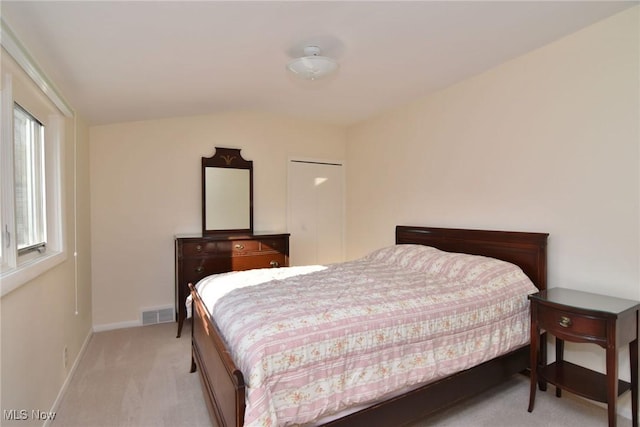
[347,6,639,418]
[1,52,93,425]
[90,112,347,328]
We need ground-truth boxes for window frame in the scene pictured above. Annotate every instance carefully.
[1,19,70,297]
[1,73,66,296]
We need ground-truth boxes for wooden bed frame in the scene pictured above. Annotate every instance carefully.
[189,225,549,427]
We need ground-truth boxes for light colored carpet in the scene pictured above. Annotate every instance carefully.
[52,322,631,427]
[52,322,209,427]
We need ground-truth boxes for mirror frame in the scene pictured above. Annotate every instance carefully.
[202,147,253,235]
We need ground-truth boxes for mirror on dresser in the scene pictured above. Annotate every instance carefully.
[202,147,253,234]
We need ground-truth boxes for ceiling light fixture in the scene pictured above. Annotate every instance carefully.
[287,46,338,81]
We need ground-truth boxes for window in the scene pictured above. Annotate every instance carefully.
[13,104,47,257]
[1,67,66,296]
[1,21,72,296]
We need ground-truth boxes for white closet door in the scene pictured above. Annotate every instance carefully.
[288,160,344,266]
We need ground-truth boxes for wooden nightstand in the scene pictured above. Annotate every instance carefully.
[528,288,639,427]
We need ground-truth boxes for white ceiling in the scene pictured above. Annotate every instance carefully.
[1,1,634,126]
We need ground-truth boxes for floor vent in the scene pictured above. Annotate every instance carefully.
[141,307,174,326]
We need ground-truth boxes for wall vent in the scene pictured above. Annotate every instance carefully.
[141,307,174,326]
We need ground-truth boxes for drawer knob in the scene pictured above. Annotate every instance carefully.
[235,244,245,250]
[558,316,572,328]
[196,245,202,251]
[195,266,205,273]
[270,260,279,268]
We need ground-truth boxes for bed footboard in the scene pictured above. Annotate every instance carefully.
[190,283,245,427]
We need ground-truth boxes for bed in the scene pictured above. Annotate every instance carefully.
[188,225,548,426]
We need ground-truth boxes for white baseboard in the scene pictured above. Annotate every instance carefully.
[92,319,140,332]
[44,328,92,427]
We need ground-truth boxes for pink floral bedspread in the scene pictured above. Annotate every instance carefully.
[198,244,538,426]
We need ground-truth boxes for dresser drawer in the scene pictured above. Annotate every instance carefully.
[231,253,287,271]
[181,241,223,257]
[181,258,232,284]
[182,238,285,257]
[217,239,261,254]
[536,304,607,342]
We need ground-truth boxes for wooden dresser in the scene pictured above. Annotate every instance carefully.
[175,232,289,337]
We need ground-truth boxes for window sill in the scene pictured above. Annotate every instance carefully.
[0,250,67,297]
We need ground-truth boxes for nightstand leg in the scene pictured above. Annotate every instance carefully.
[606,343,618,427]
[630,339,638,427]
[528,317,539,412]
[556,338,564,398]
[539,334,548,391]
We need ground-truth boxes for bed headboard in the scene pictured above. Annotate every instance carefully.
[396,226,549,290]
